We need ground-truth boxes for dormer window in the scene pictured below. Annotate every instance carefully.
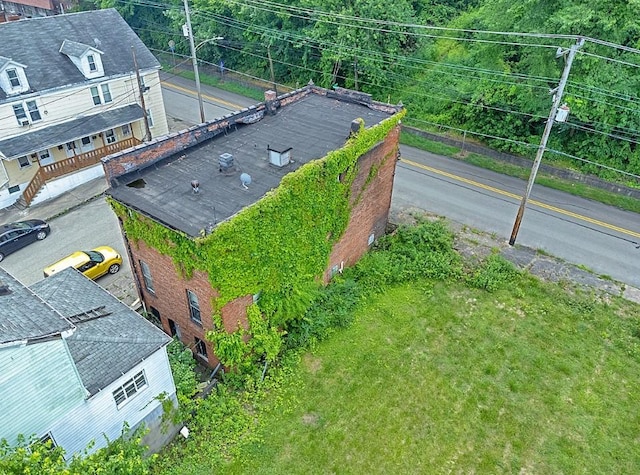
[87,55,97,72]
[59,40,104,79]
[0,58,30,95]
[6,69,20,88]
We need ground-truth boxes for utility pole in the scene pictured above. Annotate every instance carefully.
[132,46,151,142]
[509,37,584,246]
[183,0,205,123]
[354,57,358,91]
[267,45,277,96]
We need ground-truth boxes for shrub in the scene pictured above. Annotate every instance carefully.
[467,253,520,292]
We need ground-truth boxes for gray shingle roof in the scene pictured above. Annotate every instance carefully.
[0,9,159,102]
[0,268,72,344]
[107,89,396,237]
[31,268,171,396]
[0,104,144,159]
[59,39,101,58]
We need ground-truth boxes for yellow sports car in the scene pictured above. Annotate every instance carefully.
[44,246,122,280]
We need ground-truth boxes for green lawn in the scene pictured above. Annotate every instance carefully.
[224,279,640,474]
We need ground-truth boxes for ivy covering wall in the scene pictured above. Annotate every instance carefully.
[110,110,404,343]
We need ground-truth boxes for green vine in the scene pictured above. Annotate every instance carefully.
[110,110,405,367]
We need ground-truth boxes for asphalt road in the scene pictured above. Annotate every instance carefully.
[159,71,256,125]
[1,196,138,305]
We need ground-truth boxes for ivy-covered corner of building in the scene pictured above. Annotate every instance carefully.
[109,110,405,367]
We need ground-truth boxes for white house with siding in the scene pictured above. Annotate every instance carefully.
[0,266,176,457]
[0,9,169,209]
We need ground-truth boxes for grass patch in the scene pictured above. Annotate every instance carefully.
[226,279,640,474]
[401,130,640,214]
[151,221,640,474]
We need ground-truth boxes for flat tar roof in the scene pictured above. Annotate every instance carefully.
[107,91,396,237]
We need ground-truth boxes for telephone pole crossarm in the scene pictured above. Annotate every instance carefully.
[508,37,584,246]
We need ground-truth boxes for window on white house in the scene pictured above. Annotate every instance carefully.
[104,129,116,144]
[17,156,30,168]
[13,104,27,124]
[87,54,97,72]
[90,86,101,105]
[112,370,147,408]
[121,123,131,136]
[187,290,201,325]
[91,84,112,105]
[39,150,50,160]
[101,84,112,103]
[195,337,208,359]
[26,101,41,121]
[140,260,154,293]
[7,68,20,88]
[38,432,57,449]
[146,109,154,128]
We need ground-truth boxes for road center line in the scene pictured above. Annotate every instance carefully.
[400,157,640,239]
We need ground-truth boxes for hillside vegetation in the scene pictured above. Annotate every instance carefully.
[94,0,640,185]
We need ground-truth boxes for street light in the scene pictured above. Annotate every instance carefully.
[183,0,222,123]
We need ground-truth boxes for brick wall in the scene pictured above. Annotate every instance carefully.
[325,124,401,281]
[121,122,400,366]
[127,239,248,367]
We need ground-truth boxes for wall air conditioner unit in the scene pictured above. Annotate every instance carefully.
[19,120,29,127]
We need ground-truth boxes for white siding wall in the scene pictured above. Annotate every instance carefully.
[0,339,86,446]
[142,71,169,138]
[0,70,168,151]
[48,347,176,457]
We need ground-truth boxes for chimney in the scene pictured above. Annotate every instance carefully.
[350,118,363,138]
[265,90,278,115]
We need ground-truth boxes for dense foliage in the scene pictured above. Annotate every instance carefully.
[0,426,151,475]
[82,0,640,184]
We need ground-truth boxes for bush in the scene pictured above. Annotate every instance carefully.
[467,254,520,292]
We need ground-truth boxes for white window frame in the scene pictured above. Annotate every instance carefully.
[90,83,112,105]
[17,156,31,169]
[195,337,208,360]
[7,68,20,88]
[112,370,147,408]
[146,109,154,128]
[104,129,116,144]
[87,54,97,72]
[187,290,201,325]
[26,100,41,121]
[140,260,154,293]
[121,123,131,136]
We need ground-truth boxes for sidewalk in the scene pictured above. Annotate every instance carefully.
[0,176,110,225]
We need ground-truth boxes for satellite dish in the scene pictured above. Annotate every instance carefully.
[240,173,251,189]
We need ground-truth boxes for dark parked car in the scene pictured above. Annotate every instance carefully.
[0,219,50,262]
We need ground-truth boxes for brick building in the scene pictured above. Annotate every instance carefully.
[104,84,403,367]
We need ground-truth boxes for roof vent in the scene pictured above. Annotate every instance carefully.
[240,173,252,189]
[94,38,102,49]
[267,145,292,167]
[219,153,234,172]
[191,180,200,193]
[0,283,11,296]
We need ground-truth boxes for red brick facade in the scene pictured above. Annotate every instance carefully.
[324,124,400,281]
[128,239,249,367]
